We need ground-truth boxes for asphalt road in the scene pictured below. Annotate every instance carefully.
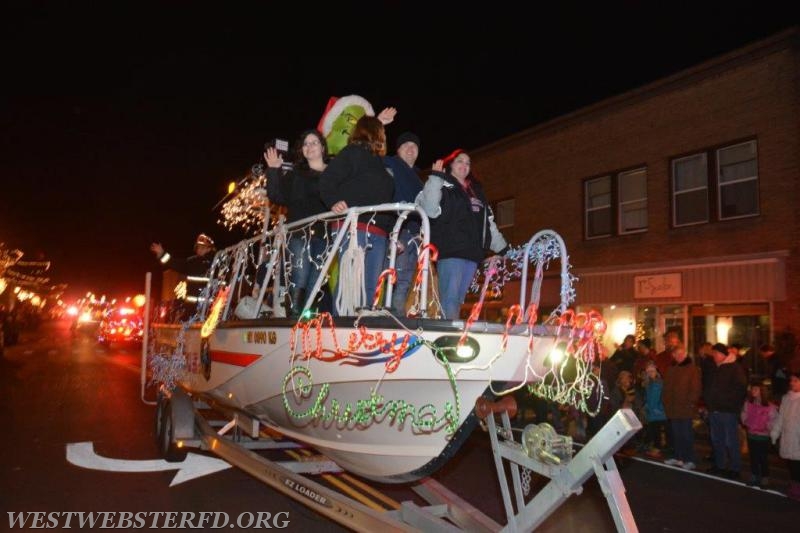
[0,321,345,532]
[1,320,794,532]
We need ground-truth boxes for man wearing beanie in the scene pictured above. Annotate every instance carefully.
[383,132,424,315]
[706,342,748,479]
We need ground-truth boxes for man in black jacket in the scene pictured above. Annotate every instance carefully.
[706,342,748,479]
[150,233,215,320]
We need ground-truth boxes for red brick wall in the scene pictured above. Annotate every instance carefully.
[473,43,800,331]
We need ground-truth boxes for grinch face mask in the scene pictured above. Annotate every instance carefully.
[326,105,367,155]
[319,95,375,156]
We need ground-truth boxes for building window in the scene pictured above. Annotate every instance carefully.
[494,198,515,229]
[585,176,611,239]
[717,141,759,220]
[672,153,709,227]
[671,139,758,227]
[584,168,647,239]
[618,168,648,234]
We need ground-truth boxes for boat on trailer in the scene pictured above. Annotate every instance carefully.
[150,203,606,483]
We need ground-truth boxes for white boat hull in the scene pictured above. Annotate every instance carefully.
[154,318,565,482]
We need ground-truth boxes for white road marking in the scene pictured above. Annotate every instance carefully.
[66,441,231,486]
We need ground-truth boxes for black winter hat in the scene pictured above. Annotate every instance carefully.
[395,132,420,151]
[712,343,728,355]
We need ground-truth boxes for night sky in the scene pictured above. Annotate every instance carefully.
[1,2,796,301]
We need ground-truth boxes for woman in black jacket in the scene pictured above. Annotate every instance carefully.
[416,149,508,319]
[319,115,394,315]
[264,129,329,315]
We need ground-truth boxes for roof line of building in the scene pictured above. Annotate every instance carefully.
[474,27,799,155]
[573,249,790,276]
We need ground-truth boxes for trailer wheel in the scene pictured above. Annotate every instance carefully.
[158,399,188,463]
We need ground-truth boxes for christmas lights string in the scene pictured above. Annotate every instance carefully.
[217,172,269,235]
[0,243,24,272]
[453,233,604,412]
[280,363,460,434]
[148,323,190,390]
[281,312,461,434]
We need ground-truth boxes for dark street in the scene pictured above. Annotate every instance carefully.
[1,320,794,531]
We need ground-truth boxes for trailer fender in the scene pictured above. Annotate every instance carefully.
[168,389,196,441]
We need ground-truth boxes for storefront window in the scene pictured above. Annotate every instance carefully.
[689,304,770,375]
[636,306,656,345]
[578,304,636,356]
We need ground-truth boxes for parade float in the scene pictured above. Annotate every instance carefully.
[150,198,611,483]
[145,96,641,531]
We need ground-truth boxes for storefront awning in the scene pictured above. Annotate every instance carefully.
[571,251,787,305]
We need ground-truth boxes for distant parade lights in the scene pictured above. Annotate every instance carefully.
[64,293,146,318]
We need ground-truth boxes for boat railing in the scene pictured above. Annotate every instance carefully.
[196,202,431,321]
[192,204,574,326]
[517,229,574,323]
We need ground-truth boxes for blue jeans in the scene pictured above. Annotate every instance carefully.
[385,227,419,316]
[287,235,326,291]
[709,411,741,472]
[670,418,696,463]
[437,257,478,320]
[334,229,387,315]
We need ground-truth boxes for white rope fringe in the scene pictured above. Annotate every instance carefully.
[335,226,366,316]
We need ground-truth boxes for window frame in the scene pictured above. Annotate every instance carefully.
[584,175,613,240]
[583,166,648,240]
[671,152,710,228]
[669,138,759,228]
[617,167,648,235]
[716,140,759,221]
[493,197,516,229]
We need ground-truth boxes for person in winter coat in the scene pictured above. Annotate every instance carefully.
[642,362,668,456]
[706,342,748,479]
[319,114,395,315]
[610,334,638,375]
[741,380,777,488]
[150,233,216,320]
[662,345,702,470]
[771,371,800,501]
[264,129,330,316]
[415,149,508,319]
[383,132,424,316]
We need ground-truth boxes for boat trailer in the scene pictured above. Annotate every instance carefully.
[154,387,640,532]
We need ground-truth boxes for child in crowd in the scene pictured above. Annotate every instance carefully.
[642,362,667,458]
[610,370,640,411]
[771,372,800,500]
[740,380,777,488]
[610,370,642,453]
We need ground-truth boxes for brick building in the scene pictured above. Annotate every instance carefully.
[470,28,799,371]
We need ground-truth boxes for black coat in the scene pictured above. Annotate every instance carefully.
[319,143,394,230]
[706,360,747,413]
[159,253,213,301]
[266,166,328,223]
[429,172,493,263]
